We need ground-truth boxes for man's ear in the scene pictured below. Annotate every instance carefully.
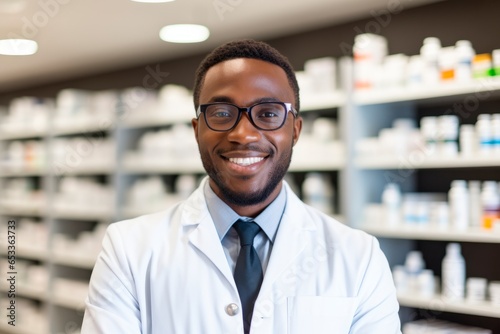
[192,118,199,144]
[292,116,302,147]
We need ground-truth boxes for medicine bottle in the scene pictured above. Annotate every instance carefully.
[420,116,438,154]
[448,180,469,230]
[492,114,500,154]
[476,114,492,155]
[353,33,388,90]
[468,181,482,228]
[493,49,500,76]
[405,251,425,293]
[472,54,495,78]
[459,124,476,156]
[420,37,441,85]
[481,181,500,229]
[302,173,335,215]
[382,183,402,226]
[455,40,475,82]
[442,243,466,300]
[438,115,459,156]
[439,46,456,81]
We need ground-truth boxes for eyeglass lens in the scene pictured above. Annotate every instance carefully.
[204,103,287,131]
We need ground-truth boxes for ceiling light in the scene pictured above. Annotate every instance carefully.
[0,39,38,56]
[130,0,175,3]
[0,0,27,13]
[159,24,210,43]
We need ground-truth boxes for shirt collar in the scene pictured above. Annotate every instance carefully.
[204,180,286,243]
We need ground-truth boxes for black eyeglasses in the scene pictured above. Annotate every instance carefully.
[196,102,298,132]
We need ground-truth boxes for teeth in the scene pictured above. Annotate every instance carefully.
[228,157,264,166]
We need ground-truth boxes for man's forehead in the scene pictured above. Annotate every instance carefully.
[205,58,285,77]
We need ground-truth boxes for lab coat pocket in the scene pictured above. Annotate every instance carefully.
[287,296,357,334]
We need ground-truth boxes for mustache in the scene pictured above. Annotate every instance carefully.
[216,144,273,155]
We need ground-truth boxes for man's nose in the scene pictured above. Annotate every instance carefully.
[226,112,261,144]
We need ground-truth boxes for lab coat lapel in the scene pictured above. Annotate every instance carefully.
[182,180,235,288]
[259,184,316,296]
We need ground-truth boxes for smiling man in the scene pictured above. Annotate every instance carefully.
[82,40,401,334]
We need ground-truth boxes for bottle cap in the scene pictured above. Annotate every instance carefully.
[446,242,461,255]
[451,180,467,188]
[456,40,472,48]
[423,37,441,46]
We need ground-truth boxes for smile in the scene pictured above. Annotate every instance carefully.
[228,157,264,166]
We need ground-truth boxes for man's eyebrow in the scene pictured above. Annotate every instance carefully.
[207,96,282,105]
[209,96,234,103]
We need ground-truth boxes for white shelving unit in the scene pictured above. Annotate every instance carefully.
[53,294,87,311]
[397,293,500,319]
[362,223,500,243]
[0,283,48,301]
[354,76,500,105]
[301,90,346,111]
[0,169,48,177]
[356,154,500,169]
[0,129,48,141]
[0,323,46,334]
[53,253,96,270]
[352,73,500,330]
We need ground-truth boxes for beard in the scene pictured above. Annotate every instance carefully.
[200,143,293,206]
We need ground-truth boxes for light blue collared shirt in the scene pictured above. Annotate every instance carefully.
[203,180,287,274]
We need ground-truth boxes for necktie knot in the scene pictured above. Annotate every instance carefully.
[233,219,261,246]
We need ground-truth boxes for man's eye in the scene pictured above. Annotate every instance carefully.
[208,108,233,118]
[260,111,279,118]
[213,111,231,118]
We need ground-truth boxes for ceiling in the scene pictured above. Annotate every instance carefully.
[0,0,437,93]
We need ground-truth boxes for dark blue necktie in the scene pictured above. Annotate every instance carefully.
[233,219,264,334]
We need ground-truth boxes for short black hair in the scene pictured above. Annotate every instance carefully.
[193,39,300,111]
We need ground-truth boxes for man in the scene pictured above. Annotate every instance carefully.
[82,39,401,334]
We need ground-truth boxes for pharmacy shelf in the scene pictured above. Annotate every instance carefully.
[53,253,96,270]
[398,293,500,318]
[52,208,114,221]
[53,294,87,311]
[354,76,500,105]
[300,91,346,111]
[17,248,48,261]
[0,204,46,217]
[122,207,167,219]
[0,322,47,334]
[0,283,47,301]
[0,128,47,141]
[121,113,193,128]
[52,120,112,136]
[356,154,500,169]
[56,163,115,176]
[122,159,205,174]
[291,142,345,171]
[0,169,47,177]
[289,158,345,171]
[361,223,500,243]
[0,245,47,261]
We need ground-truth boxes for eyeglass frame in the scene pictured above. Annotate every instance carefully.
[195,101,298,132]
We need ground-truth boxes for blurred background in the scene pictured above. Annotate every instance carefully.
[1,0,500,333]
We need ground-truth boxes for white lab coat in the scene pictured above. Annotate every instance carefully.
[82,178,401,334]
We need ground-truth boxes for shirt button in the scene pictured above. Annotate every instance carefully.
[225,303,239,316]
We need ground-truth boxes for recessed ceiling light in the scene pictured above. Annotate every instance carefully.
[130,0,175,3]
[0,39,38,56]
[159,24,210,43]
[0,0,27,13]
